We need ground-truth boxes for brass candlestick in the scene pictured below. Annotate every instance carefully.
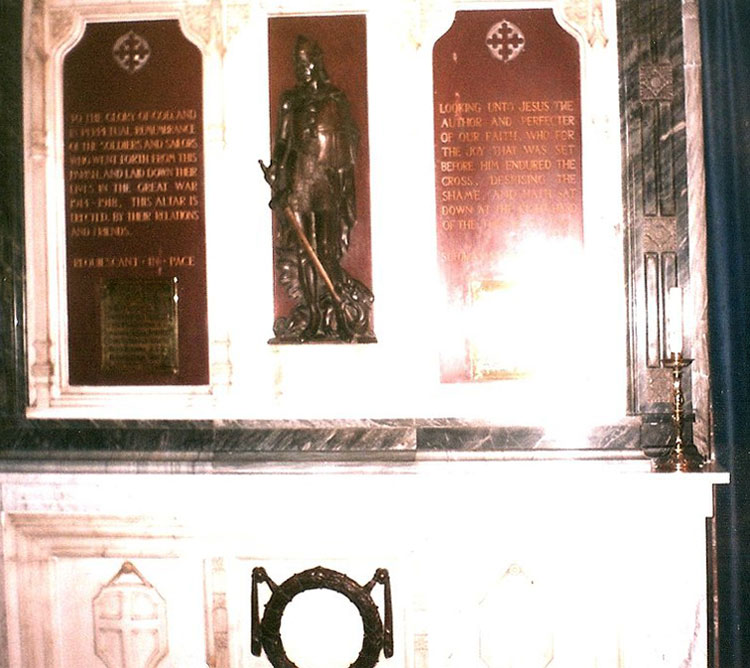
[653,352,704,472]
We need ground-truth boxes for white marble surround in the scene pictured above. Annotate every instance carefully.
[0,461,728,667]
[23,0,628,423]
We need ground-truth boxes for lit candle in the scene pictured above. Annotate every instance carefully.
[666,286,683,356]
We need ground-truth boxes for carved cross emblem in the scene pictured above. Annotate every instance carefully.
[639,64,674,101]
[486,20,525,63]
[93,562,169,668]
[113,31,151,74]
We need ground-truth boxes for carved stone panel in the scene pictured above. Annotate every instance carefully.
[478,564,554,668]
[93,562,169,668]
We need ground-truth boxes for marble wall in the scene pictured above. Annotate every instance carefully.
[0,0,709,456]
[617,0,710,456]
[0,0,27,418]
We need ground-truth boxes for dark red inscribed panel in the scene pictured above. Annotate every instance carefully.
[64,20,208,385]
[267,15,372,327]
[433,10,583,383]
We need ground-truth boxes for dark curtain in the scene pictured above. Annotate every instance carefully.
[701,1,750,666]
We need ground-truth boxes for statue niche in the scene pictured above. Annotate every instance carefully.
[261,35,376,344]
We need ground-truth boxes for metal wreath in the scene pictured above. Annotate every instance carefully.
[251,566,393,668]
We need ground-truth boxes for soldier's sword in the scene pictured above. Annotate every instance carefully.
[259,160,343,306]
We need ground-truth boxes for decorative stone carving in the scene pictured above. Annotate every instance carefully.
[413,633,428,668]
[26,0,47,63]
[225,4,252,44]
[403,0,427,49]
[112,30,152,74]
[182,4,216,51]
[205,558,230,668]
[643,217,678,252]
[29,339,53,408]
[485,20,526,63]
[183,0,250,55]
[93,562,169,668]
[561,0,608,47]
[639,64,675,101]
[478,564,554,668]
[49,9,75,46]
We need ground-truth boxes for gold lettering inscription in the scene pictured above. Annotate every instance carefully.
[438,102,482,114]
[520,100,550,112]
[505,159,552,171]
[441,204,475,216]
[441,160,475,172]
[486,101,515,112]
[441,116,483,128]
[66,108,202,262]
[441,189,481,202]
[441,146,462,157]
[436,95,581,236]
[519,115,575,126]
[72,256,140,269]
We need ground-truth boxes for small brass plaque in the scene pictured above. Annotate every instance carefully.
[101,278,179,375]
[468,279,531,381]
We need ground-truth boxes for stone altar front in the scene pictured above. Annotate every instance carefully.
[0,461,727,667]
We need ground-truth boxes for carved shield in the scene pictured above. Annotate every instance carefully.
[93,562,169,668]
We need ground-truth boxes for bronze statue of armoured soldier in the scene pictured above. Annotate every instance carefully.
[261,35,375,343]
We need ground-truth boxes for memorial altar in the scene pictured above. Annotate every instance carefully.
[0,0,728,665]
